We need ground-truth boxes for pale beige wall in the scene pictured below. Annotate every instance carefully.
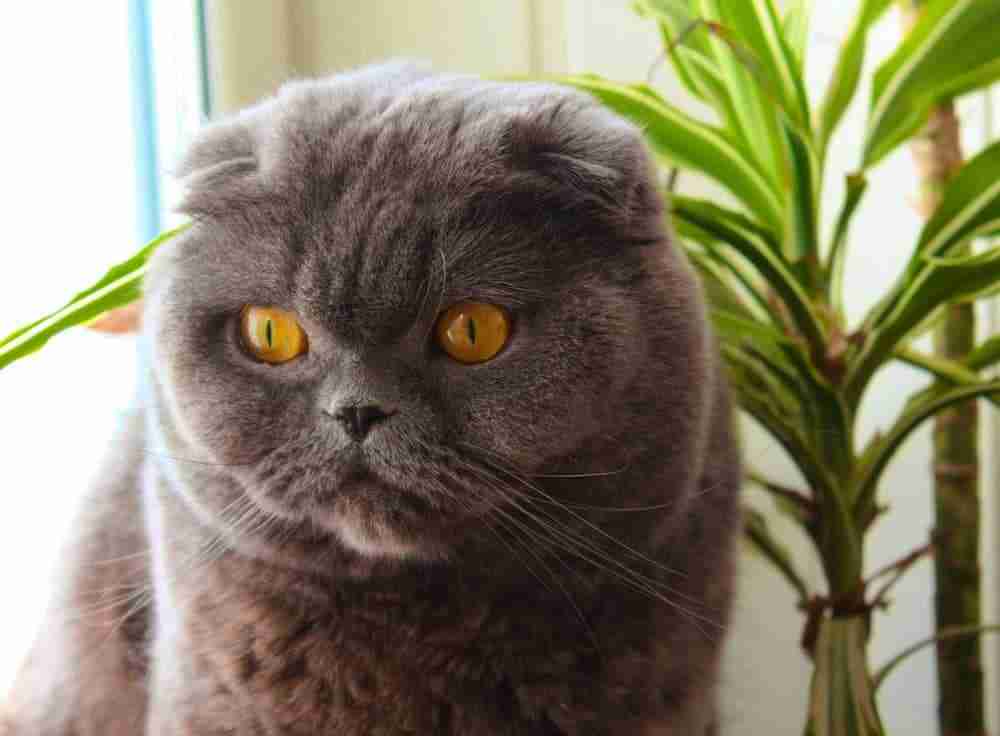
[205,1,295,113]
[289,1,536,78]
[205,0,548,114]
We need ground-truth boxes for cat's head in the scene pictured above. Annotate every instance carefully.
[143,62,714,565]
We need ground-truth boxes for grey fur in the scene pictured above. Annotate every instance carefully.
[3,63,740,735]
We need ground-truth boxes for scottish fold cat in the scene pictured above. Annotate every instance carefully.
[4,62,740,735]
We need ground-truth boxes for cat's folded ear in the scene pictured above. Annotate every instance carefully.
[173,107,268,220]
[498,89,664,238]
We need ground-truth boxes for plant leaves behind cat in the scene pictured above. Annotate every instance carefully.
[807,617,885,736]
[816,0,893,156]
[847,245,1000,405]
[0,223,190,371]
[864,0,1000,168]
[781,0,812,67]
[909,139,1000,267]
[671,195,827,354]
[699,0,811,134]
[966,333,1000,371]
[825,172,869,314]
[743,506,809,600]
[853,377,1000,519]
[632,0,720,105]
[872,624,1000,691]
[554,74,784,231]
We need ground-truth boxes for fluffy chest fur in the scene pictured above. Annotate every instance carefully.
[148,468,722,736]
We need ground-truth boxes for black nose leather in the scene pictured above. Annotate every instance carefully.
[333,404,393,441]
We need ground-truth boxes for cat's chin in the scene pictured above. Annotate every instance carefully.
[325,511,429,560]
[312,490,453,562]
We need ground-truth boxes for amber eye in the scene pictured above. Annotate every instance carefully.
[239,306,308,364]
[435,301,511,364]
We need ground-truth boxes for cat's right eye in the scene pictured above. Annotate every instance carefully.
[435,301,511,364]
[239,306,308,364]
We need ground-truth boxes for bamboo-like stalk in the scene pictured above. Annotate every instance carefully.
[900,4,985,733]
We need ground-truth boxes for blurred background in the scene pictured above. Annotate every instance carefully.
[0,2,998,734]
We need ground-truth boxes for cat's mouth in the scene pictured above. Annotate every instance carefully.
[310,461,454,561]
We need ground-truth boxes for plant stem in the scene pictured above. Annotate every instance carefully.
[900,4,984,733]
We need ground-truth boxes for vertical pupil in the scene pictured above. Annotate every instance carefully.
[466,317,477,344]
[265,318,273,347]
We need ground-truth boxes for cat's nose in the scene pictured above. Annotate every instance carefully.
[331,404,395,442]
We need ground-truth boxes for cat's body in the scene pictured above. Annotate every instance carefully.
[4,64,740,735]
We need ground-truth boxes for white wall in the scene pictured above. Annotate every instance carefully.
[198,2,999,733]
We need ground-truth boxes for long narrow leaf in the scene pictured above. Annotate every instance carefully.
[908,139,1000,267]
[695,0,788,188]
[707,0,812,132]
[0,224,189,371]
[847,245,1000,405]
[724,347,837,502]
[816,0,893,155]
[966,334,1000,371]
[853,378,1000,519]
[673,196,827,353]
[864,0,1000,166]
[744,507,810,600]
[634,1,714,103]
[687,251,769,322]
[782,0,812,66]
[873,624,1000,691]
[784,124,821,275]
[826,173,869,315]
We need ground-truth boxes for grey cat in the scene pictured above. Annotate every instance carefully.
[3,62,740,735]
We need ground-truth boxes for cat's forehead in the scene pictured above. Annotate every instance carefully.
[179,62,650,230]
[173,64,664,331]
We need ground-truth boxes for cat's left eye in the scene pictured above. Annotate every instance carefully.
[435,301,511,364]
[239,306,308,364]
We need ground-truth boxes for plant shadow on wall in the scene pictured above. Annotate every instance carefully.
[1,0,1000,733]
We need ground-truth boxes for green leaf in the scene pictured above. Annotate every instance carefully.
[633,0,710,102]
[556,75,784,230]
[744,506,810,600]
[909,139,1000,265]
[847,245,1000,405]
[807,617,885,736]
[864,0,1000,167]
[702,0,812,133]
[873,624,1000,691]
[723,348,837,502]
[853,378,1000,520]
[692,0,788,188]
[826,172,869,315]
[784,124,821,272]
[895,346,981,386]
[783,0,812,66]
[966,334,1000,371]
[0,224,190,371]
[816,0,893,155]
[679,210,777,319]
[850,141,1000,400]
[746,470,815,527]
[687,250,769,322]
[673,195,827,354]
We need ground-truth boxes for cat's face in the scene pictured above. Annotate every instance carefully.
[143,64,709,563]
